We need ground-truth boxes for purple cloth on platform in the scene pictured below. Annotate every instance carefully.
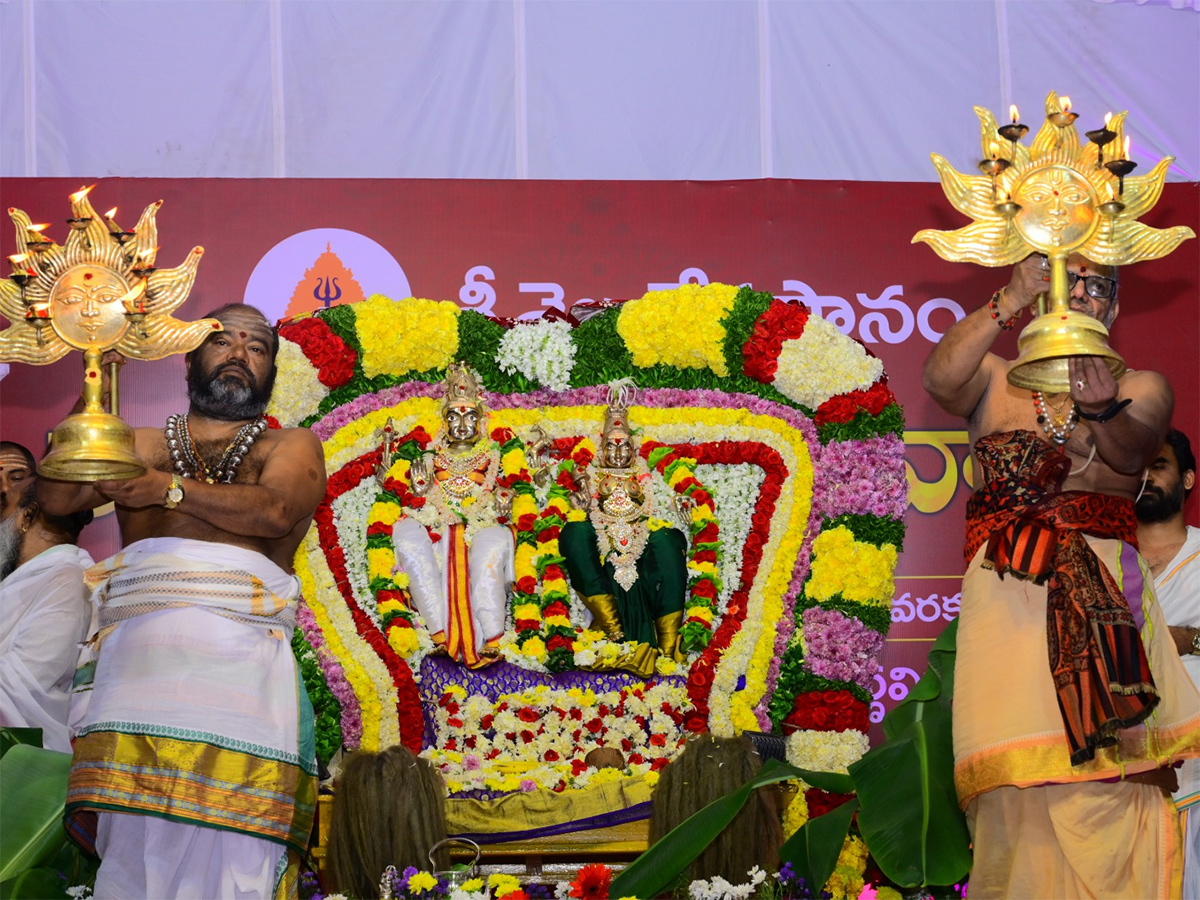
[450,800,652,845]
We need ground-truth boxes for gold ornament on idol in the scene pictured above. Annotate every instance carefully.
[590,380,651,591]
[0,186,221,481]
[913,92,1195,393]
[411,362,502,536]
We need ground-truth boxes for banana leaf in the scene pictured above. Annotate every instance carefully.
[0,728,43,760]
[778,794,859,894]
[0,866,67,899]
[847,619,971,887]
[882,617,958,741]
[0,745,72,882]
[610,758,855,899]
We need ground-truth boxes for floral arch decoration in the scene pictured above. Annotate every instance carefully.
[276,284,907,799]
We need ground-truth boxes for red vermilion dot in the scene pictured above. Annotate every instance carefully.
[84,272,93,280]
[88,371,97,378]
[240,331,247,338]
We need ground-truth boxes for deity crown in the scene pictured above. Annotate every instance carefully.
[602,378,637,440]
[442,361,485,412]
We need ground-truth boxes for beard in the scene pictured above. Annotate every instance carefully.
[187,361,274,421]
[1136,479,1185,524]
[0,513,24,581]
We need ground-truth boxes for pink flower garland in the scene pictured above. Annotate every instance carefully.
[801,607,884,691]
[297,599,363,748]
[812,436,908,522]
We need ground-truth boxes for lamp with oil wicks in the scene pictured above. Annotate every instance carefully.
[913,91,1195,393]
[0,184,223,481]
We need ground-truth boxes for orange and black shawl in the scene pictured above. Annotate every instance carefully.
[965,430,1157,766]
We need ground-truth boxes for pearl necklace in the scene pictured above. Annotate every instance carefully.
[1032,391,1077,446]
[165,413,268,483]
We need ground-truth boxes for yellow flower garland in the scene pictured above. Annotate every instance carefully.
[616,283,738,376]
[354,295,460,379]
[807,525,897,605]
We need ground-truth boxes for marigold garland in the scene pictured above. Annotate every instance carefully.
[616,283,739,375]
[354,294,460,379]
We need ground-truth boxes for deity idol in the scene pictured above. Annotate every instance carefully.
[559,385,688,677]
[390,364,513,668]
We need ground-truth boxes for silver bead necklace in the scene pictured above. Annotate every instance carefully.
[165,413,268,483]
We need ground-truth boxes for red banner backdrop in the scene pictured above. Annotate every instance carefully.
[3,177,1196,725]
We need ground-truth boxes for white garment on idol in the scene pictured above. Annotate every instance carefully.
[1156,525,1200,900]
[391,516,512,651]
[0,544,92,752]
[77,537,303,900]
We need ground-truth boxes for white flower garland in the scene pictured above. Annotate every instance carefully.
[266,337,328,427]
[695,463,763,611]
[785,728,871,788]
[331,480,379,621]
[772,315,884,409]
[495,318,577,392]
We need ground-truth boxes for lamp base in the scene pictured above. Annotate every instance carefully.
[39,411,146,482]
[1007,309,1126,394]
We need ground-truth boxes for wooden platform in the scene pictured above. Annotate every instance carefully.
[310,793,649,881]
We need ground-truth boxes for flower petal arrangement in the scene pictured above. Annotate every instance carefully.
[278,286,905,823]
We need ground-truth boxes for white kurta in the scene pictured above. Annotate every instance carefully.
[1156,525,1200,899]
[0,544,93,752]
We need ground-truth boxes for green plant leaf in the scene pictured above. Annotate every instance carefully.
[847,618,971,887]
[0,729,43,760]
[609,758,799,899]
[778,796,859,894]
[0,865,69,899]
[0,745,72,881]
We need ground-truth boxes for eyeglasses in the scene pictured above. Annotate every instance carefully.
[1067,271,1118,300]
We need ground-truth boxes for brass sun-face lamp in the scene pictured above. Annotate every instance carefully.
[1,185,222,481]
[914,92,1195,393]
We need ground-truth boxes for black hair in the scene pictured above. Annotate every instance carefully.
[1165,428,1196,498]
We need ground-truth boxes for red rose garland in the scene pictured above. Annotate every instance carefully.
[813,379,896,427]
[278,316,357,388]
[741,298,809,382]
[314,450,423,753]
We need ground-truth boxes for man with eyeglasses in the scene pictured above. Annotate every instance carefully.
[923,253,1200,898]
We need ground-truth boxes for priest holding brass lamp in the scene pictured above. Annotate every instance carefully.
[0,185,220,481]
[921,94,1200,898]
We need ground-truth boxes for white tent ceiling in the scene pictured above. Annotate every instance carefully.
[2,0,1197,183]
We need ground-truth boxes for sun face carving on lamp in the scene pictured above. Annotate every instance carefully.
[1,185,222,480]
[913,91,1195,393]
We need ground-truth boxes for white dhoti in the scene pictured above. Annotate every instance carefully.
[66,538,316,900]
[392,516,512,667]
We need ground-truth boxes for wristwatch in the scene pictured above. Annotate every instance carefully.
[1190,629,1200,656]
[164,474,185,509]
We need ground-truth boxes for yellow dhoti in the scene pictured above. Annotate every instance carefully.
[956,538,1200,898]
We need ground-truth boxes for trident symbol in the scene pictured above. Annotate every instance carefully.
[313,276,342,308]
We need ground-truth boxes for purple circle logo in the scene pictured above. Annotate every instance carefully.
[244,228,411,322]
